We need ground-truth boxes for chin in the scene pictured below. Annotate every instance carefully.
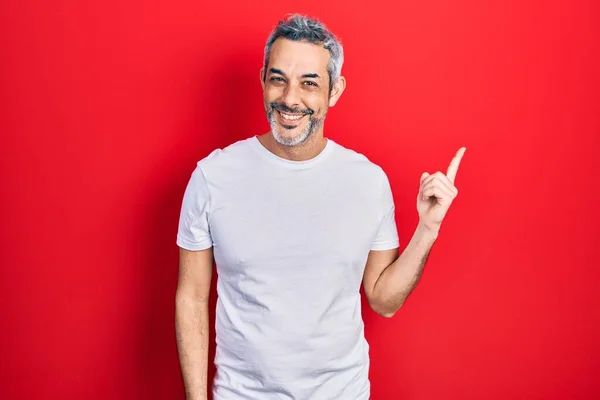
[272,126,312,147]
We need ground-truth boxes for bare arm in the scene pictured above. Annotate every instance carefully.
[175,247,214,400]
[364,147,466,317]
[363,220,438,318]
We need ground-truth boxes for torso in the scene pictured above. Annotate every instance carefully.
[199,136,386,400]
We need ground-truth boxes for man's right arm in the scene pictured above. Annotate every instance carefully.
[175,246,214,400]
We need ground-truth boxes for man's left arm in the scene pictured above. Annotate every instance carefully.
[363,147,466,318]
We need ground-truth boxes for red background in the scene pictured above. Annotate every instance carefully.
[2,1,599,399]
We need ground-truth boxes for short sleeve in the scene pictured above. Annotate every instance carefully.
[176,166,213,251]
[370,168,400,251]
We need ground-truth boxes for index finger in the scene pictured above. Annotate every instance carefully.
[446,147,466,184]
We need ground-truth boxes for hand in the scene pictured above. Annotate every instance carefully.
[417,147,466,232]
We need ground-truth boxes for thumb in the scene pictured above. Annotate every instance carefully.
[420,172,430,186]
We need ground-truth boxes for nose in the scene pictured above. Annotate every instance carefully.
[280,82,301,110]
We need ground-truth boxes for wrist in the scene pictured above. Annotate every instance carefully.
[417,219,440,240]
[186,391,208,400]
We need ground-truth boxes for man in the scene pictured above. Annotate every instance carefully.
[175,14,465,400]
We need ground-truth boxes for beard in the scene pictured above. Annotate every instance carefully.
[266,103,325,147]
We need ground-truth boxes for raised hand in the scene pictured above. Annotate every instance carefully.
[417,147,466,231]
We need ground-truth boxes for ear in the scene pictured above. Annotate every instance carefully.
[260,67,266,90]
[328,76,346,107]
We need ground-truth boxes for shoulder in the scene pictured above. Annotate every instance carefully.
[192,136,257,176]
[329,139,386,179]
[181,137,257,191]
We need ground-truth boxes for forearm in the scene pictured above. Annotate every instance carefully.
[371,220,439,317]
[175,292,210,400]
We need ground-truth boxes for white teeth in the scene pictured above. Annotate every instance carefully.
[280,112,302,121]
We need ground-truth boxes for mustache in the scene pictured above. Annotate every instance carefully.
[270,103,314,116]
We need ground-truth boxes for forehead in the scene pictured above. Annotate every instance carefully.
[268,38,330,76]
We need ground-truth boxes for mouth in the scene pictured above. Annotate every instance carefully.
[277,110,306,126]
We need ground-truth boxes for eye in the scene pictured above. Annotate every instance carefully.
[270,77,285,82]
[304,81,318,87]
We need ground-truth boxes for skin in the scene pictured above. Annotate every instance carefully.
[175,36,466,400]
[175,247,213,400]
[257,38,346,161]
[362,147,466,317]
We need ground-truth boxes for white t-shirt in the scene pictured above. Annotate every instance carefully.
[176,135,399,400]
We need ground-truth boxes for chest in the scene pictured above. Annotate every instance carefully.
[208,173,381,275]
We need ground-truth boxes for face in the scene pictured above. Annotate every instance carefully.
[261,38,345,147]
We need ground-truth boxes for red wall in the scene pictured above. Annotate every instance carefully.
[2,1,599,399]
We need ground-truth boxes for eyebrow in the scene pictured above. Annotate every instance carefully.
[269,68,321,80]
[301,73,320,79]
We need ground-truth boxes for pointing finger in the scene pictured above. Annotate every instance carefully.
[446,147,466,185]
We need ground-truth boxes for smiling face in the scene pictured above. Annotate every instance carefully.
[261,38,345,147]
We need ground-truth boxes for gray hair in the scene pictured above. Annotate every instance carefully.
[262,14,344,92]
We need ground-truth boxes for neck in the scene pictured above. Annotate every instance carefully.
[258,131,328,162]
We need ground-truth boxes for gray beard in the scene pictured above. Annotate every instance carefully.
[267,110,325,147]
